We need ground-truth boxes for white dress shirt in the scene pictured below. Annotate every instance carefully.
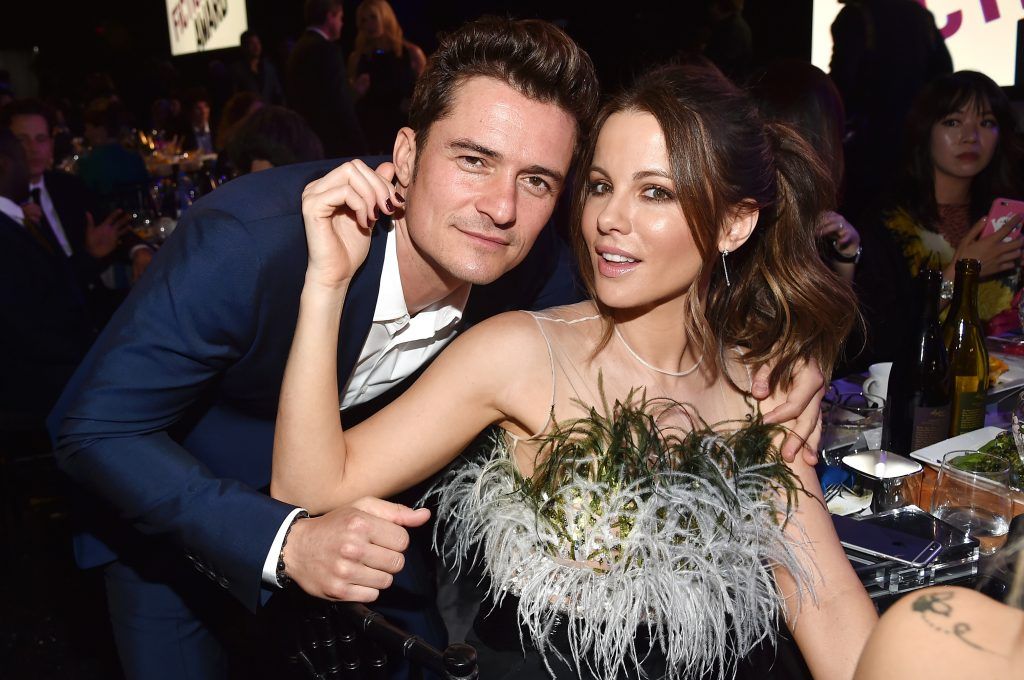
[262,224,471,585]
[0,196,26,225]
[29,178,74,257]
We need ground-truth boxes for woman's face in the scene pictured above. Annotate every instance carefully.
[930,98,999,184]
[358,7,384,39]
[582,111,703,312]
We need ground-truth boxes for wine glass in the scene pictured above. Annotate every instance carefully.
[931,450,1012,555]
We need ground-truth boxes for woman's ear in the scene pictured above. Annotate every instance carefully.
[392,127,416,191]
[718,203,759,253]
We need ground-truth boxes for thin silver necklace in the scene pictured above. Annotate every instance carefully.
[614,327,704,377]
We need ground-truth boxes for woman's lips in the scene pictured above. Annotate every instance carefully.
[956,152,980,162]
[596,248,641,277]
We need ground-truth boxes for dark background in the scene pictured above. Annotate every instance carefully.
[0,0,814,115]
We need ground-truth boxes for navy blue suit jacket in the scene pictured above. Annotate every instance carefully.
[48,158,578,612]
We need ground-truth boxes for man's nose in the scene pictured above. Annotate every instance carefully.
[476,174,517,228]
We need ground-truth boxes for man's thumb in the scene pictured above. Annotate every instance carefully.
[356,497,431,526]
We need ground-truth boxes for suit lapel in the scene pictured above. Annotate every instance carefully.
[336,220,389,379]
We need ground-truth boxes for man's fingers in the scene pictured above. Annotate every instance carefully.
[358,542,407,575]
[322,583,381,603]
[354,497,431,530]
[750,364,771,399]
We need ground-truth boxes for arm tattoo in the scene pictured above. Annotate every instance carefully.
[910,591,996,654]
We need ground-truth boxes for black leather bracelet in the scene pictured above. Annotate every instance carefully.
[276,510,310,588]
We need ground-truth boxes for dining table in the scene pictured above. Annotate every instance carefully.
[824,336,1024,605]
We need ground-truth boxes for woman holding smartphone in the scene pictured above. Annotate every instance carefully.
[882,71,1023,330]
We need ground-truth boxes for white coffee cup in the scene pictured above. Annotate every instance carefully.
[862,362,892,407]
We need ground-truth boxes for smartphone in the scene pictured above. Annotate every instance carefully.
[862,506,979,560]
[981,197,1024,239]
[832,512,944,567]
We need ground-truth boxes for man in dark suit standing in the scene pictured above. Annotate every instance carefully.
[49,17,826,680]
[2,99,154,325]
[286,0,366,158]
[0,130,93,422]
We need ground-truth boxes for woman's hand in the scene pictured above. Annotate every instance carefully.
[300,159,402,290]
[817,210,861,258]
[951,214,1024,278]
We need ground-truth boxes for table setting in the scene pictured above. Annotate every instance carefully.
[819,334,1024,601]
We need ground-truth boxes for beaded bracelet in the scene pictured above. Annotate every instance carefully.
[276,510,310,588]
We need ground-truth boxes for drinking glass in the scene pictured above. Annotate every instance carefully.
[930,450,1012,555]
[820,390,884,466]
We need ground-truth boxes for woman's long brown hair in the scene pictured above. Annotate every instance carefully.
[571,64,858,392]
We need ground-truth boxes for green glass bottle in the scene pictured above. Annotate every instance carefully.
[942,258,989,436]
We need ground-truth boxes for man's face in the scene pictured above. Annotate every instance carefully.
[400,76,576,286]
[192,101,210,127]
[9,114,52,182]
[326,7,343,40]
[244,35,262,59]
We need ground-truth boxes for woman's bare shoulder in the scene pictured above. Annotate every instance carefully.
[854,585,1024,680]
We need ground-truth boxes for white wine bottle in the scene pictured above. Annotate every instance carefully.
[943,258,989,436]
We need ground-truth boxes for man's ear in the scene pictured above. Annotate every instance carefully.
[718,203,759,253]
[392,127,416,191]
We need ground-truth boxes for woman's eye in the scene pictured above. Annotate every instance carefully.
[588,180,610,195]
[641,185,674,202]
[940,117,960,128]
[981,118,999,129]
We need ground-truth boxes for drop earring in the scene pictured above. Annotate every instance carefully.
[721,249,731,287]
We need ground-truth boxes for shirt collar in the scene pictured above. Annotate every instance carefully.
[308,27,332,41]
[373,222,471,334]
[0,196,25,225]
[29,177,44,192]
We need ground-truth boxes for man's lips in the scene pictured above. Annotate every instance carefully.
[458,228,510,247]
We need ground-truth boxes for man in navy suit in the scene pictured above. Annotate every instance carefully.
[49,17,825,680]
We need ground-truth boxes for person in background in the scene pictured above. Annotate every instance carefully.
[77,98,149,206]
[0,129,94,423]
[752,59,861,283]
[287,0,367,157]
[830,0,952,217]
[215,91,263,154]
[858,71,1024,365]
[347,0,426,154]
[225,105,323,175]
[182,96,214,154]
[1,98,153,326]
[230,31,284,106]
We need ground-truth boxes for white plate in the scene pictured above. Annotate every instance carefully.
[909,425,1005,467]
[989,349,1024,399]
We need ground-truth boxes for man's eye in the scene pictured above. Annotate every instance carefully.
[524,176,551,192]
[641,185,674,202]
[459,156,485,169]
